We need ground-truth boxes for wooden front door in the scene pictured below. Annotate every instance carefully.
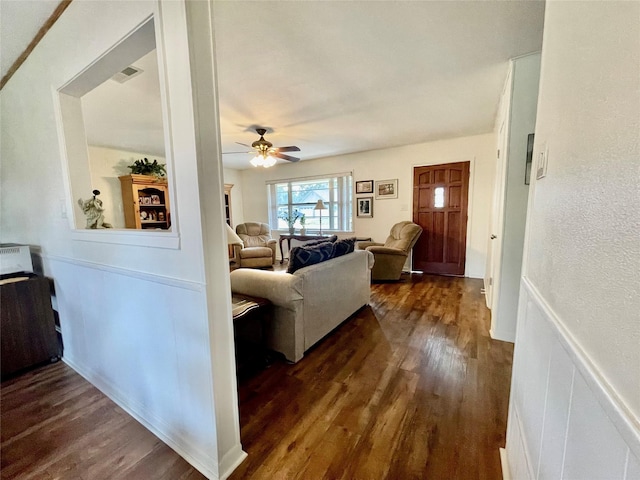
[412,162,470,275]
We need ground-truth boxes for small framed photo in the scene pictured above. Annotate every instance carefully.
[357,197,373,217]
[375,179,398,199]
[151,194,161,205]
[141,196,151,205]
[355,180,374,194]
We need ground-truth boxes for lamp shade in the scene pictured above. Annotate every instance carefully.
[225,223,244,246]
[314,199,327,211]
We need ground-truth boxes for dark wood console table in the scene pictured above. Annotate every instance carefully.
[278,234,328,264]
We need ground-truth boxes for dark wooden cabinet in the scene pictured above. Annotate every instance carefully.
[1,276,60,378]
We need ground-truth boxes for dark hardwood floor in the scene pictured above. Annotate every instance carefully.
[1,272,513,480]
[231,273,513,480]
[0,363,205,480]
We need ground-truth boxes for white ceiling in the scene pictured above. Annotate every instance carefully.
[0,0,61,80]
[214,1,545,169]
[2,1,545,170]
[82,50,166,158]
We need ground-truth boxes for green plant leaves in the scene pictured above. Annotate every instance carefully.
[128,158,166,177]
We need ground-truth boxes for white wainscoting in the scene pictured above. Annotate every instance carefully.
[44,255,241,479]
[504,277,640,479]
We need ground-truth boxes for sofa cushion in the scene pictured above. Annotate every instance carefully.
[332,237,356,258]
[287,242,334,273]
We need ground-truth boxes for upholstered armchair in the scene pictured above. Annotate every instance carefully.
[357,221,423,281]
[234,222,277,268]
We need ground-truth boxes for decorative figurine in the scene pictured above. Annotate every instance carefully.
[78,190,112,229]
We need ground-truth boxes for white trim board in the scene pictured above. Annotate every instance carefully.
[43,254,205,292]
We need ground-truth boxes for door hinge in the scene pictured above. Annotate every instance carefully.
[497,149,500,159]
[489,277,493,286]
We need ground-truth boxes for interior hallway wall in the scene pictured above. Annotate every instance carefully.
[0,1,243,477]
[505,1,640,478]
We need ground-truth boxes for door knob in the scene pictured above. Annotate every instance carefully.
[490,234,497,239]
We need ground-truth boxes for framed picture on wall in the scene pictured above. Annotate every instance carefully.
[357,197,373,217]
[355,180,374,194]
[375,179,398,199]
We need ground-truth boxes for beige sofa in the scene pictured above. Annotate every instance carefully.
[229,249,374,363]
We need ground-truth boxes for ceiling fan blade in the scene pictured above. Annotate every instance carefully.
[222,151,252,154]
[275,146,301,153]
[274,152,300,162]
[235,142,252,148]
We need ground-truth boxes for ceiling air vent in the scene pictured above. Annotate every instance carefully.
[111,65,143,84]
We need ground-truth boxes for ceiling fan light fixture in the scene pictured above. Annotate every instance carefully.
[264,155,277,167]
[250,153,277,168]
[228,128,301,167]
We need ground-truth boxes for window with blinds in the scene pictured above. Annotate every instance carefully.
[267,173,353,233]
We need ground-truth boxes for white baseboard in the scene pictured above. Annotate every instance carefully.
[500,448,510,480]
[490,325,515,343]
[219,445,248,480]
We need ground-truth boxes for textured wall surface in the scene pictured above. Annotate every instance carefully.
[524,0,640,414]
[505,1,640,478]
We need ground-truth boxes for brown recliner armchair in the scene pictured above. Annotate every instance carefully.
[357,221,423,281]
[234,222,277,268]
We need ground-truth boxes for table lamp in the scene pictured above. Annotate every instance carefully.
[314,200,327,235]
[225,223,243,246]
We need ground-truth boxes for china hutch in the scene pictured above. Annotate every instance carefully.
[119,174,171,230]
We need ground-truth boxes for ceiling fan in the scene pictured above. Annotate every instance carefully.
[224,128,300,167]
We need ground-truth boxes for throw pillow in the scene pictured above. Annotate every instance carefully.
[303,235,337,247]
[287,242,334,274]
[332,237,356,258]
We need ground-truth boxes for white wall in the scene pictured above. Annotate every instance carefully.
[87,145,166,229]
[0,1,242,478]
[239,133,496,278]
[489,53,540,343]
[505,1,640,478]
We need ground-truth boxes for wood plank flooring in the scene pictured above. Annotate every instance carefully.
[1,273,513,479]
[0,362,204,480]
[231,273,513,480]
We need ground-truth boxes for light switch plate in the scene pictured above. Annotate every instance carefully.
[536,145,548,180]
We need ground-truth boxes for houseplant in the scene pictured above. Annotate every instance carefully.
[279,209,302,234]
[128,158,166,178]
